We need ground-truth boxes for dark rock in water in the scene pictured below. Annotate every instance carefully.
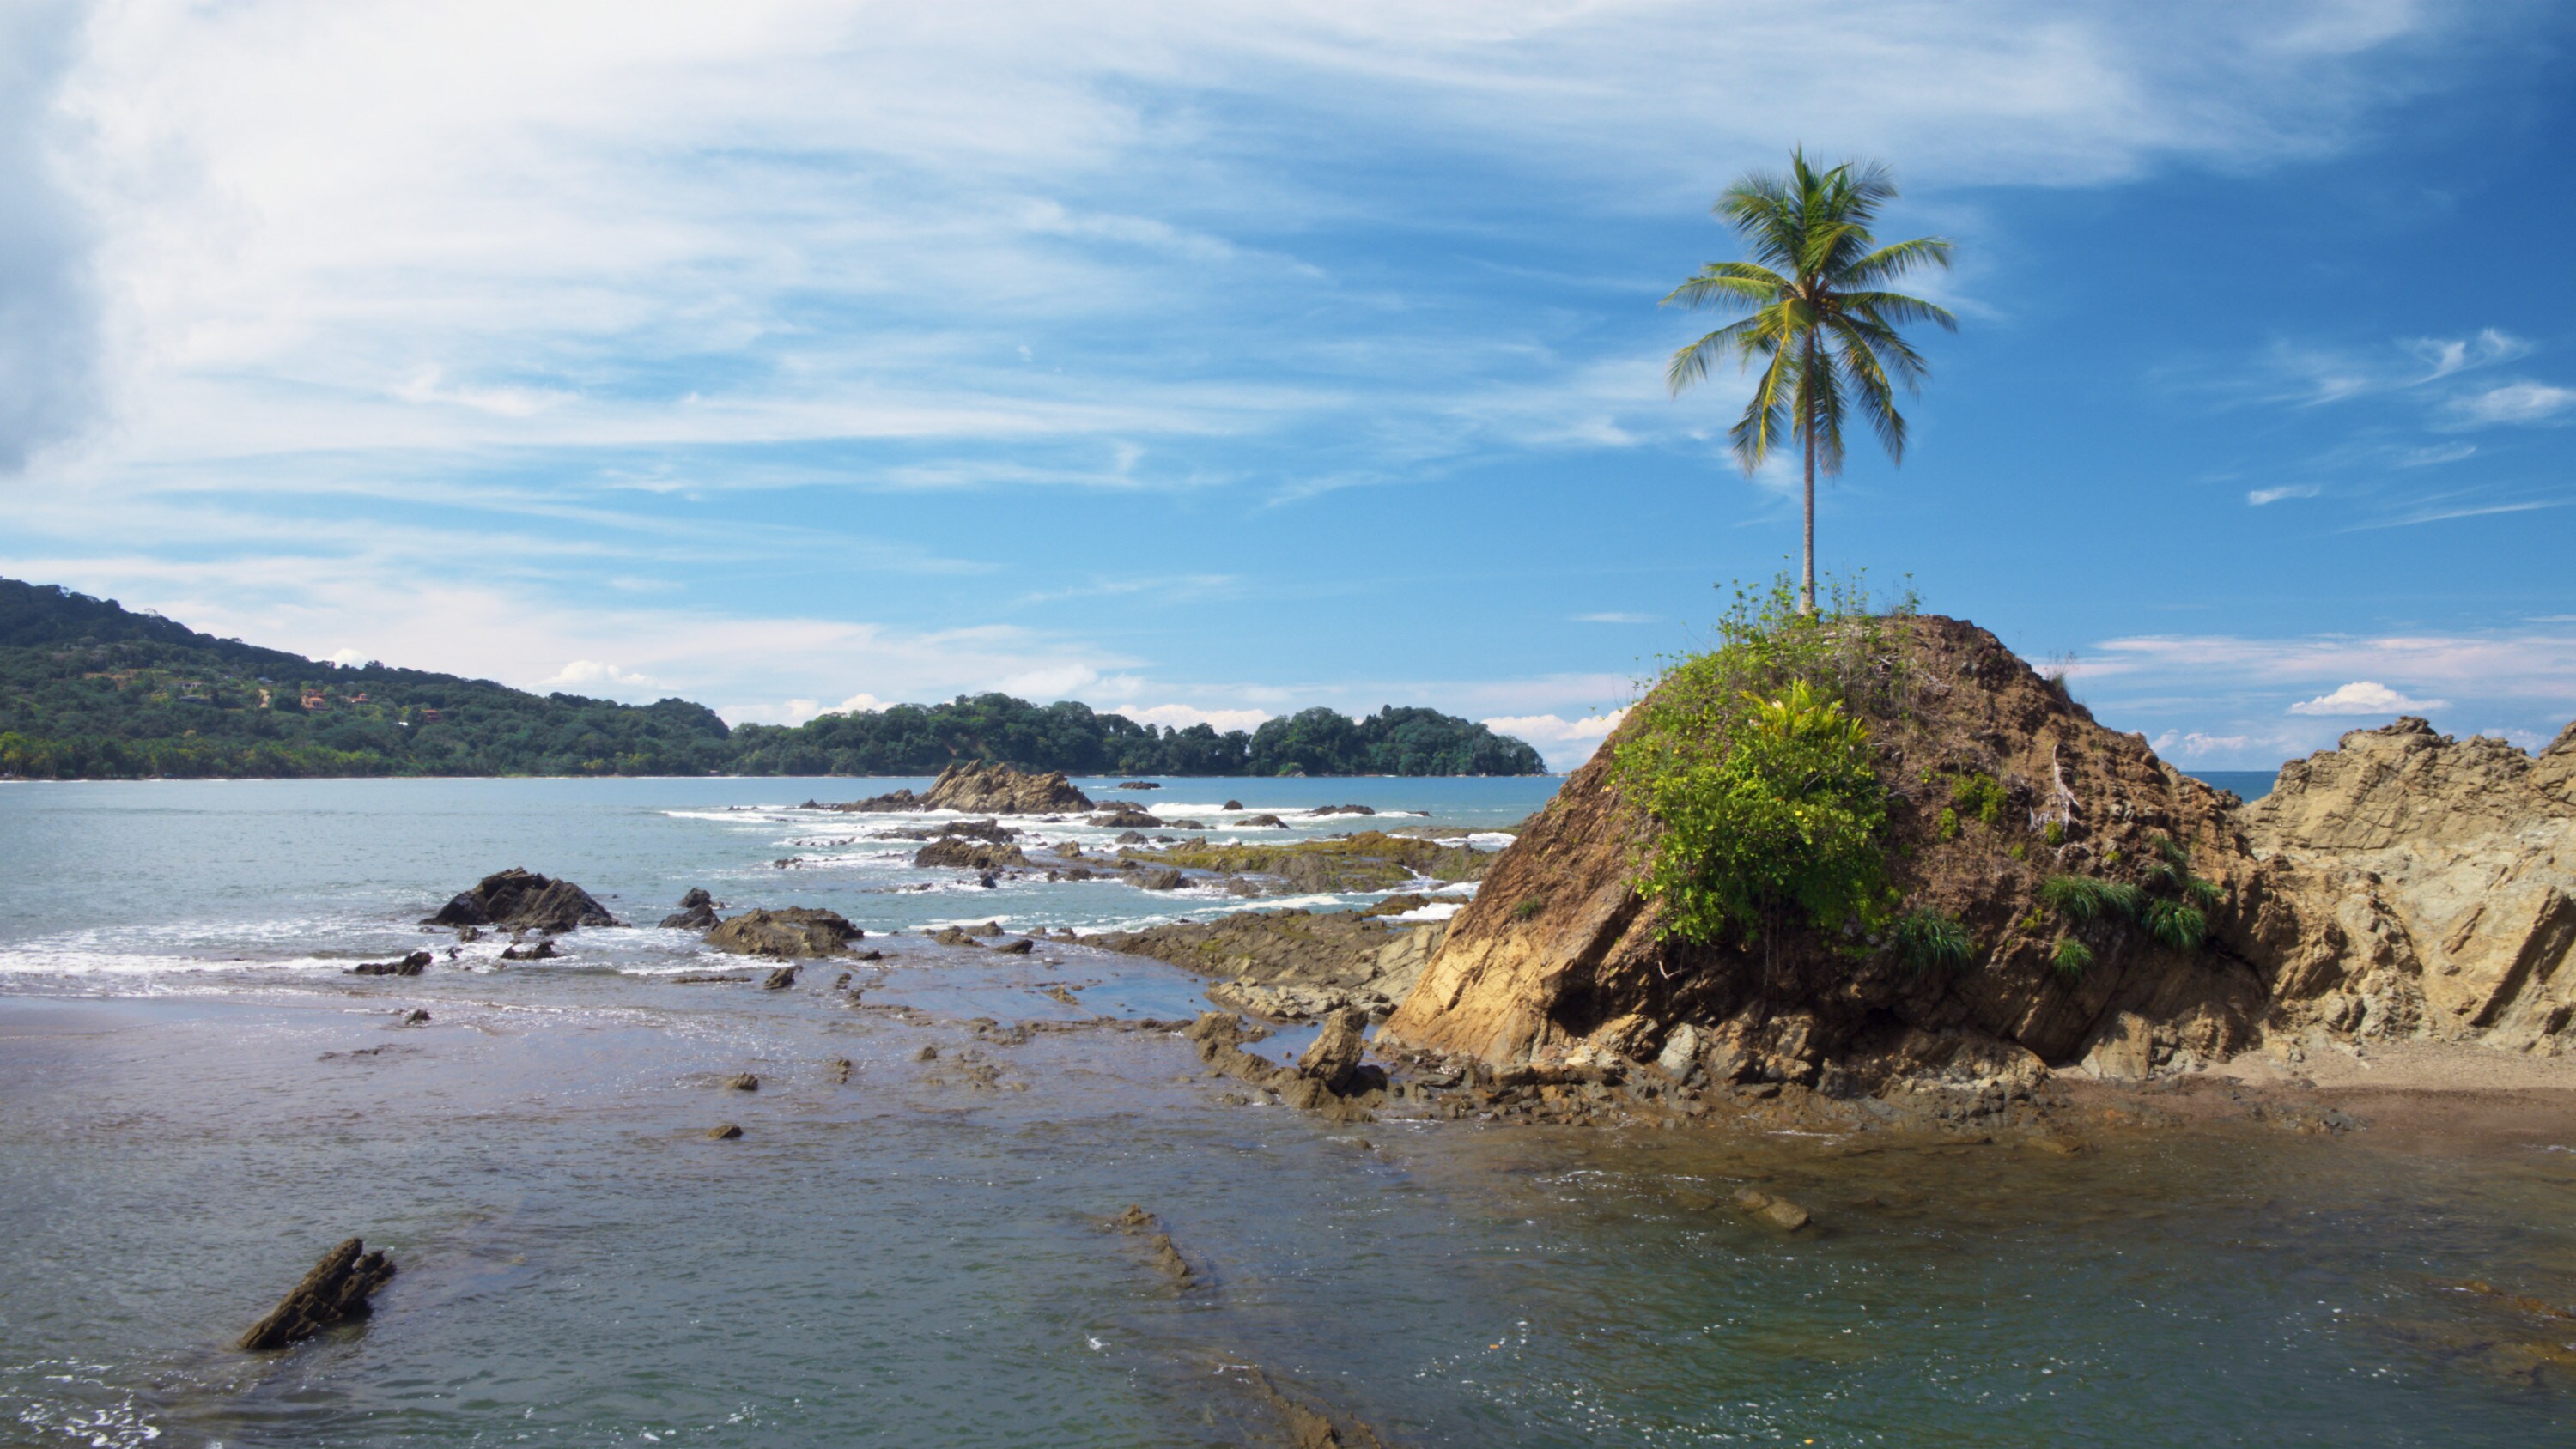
[977,872,997,889]
[1091,808,1161,829]
[834,971,852,990]
[348,950,433,977]
[236,1238,397,1351]
[1223,800,1244,811]
[993,937,1036,955]
[706,908,860,959]
[1168,820,1211,831]
[1115,830,1148,845]
[854,949,884,961]
[1313,803,1376,816]
[914,837,1030,870]
[400,1009,430,1026]
[931,926,984,948]
[724,1072,759,1091]
[499,939,557,961]
[762,965,799,991]
[1101,1204,1196,1288]
[828,1057,854,1083]
[914,1045,939,1061]
[454,925,482,943]
[707,1123,742,1140]
[1129,867,1187,892]
[671,972,751,984]
[421,868,622,931]
[660,887,720,930]
[1240,814,1288,828]
[1116,780,1161,790]
[1298,1008,1370,1091]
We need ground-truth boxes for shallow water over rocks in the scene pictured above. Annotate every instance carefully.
[1,777,2568,1446]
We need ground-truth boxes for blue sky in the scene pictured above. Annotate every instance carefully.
[3,1,2573,769]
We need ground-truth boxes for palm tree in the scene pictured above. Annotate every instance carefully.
[1665,150,1956,614]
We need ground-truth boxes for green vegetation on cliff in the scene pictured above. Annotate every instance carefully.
[0,579,1543,779]
[1614,576,1911,947]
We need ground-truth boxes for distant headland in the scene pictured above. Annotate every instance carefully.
[0,578,1546,780]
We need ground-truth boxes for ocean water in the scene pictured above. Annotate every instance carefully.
[2,777,2570,1446]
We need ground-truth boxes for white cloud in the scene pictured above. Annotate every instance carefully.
[2408,328,2529,380]
[1484,707,1630,770]
[542,659,658,690]
[2150,730,2251,758]
[326,646,372,667]
[2287,680,2448,715]
[2246,483,2319,505]
[2395,441,2475,466]
[2447,381,2576,427]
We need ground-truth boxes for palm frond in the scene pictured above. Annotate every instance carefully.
[1839,288,1958,335]
[1840,237,1954,289]
[1662,264,1788,312]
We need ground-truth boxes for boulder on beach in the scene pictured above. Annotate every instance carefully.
[421,869,622,931]
[237,1238,397,1351]
[707,907,862,959]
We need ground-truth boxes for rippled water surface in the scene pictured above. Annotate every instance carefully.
[1,778,2569,1446]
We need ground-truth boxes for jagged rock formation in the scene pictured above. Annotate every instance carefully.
[237,1238,396,1351]
[1382,615,2275,1088]
[807,762,1092,815]
[705,907,863,958]
[659,887,719,929]
[1380,617,2576,1088]
[2231,718,2576,1052]
[421,869,622,931]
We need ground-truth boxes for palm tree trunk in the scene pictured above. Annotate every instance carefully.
[1799,342,1817,615]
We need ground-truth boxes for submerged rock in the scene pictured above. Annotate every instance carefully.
[348,950,432,977]
[762,965,799,991]
[421,868,621,931]
[707,1123,742,1140]
[706,907,862,959]
[499,938,557,961]
[723,1072,759,1091]
[236,1238,397,1351]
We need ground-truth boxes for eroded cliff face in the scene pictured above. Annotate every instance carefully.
[2232,718,2576,1052]
[1379,619,2576,1087]
[1380,615,2272,1088]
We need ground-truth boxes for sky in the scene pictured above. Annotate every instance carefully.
[3,0,2574,771]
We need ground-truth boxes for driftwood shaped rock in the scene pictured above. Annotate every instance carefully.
[237,1238,397,1351]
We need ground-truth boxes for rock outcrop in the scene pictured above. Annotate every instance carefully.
[1381,615,2269,1088]
[808,762,1092,815]
[348,951,432,976]
[1379,615,2576,1089]
[1117,831,1491,894]
[2231,718,2576,1052]
[422,869,622,931]
[1092,910,1449,1022]
[914,838,1030,870]
[659,888,719,930]
[705,907,863,958]
[237,1238,397,1351]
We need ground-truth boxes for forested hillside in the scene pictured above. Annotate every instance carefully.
[0,579,1544,779]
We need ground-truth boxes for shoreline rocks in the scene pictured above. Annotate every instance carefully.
[659,887,719,930]
[237,1238,397,1351]
[348,951,432,977]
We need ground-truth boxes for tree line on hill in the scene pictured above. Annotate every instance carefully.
[0,579,1545,779]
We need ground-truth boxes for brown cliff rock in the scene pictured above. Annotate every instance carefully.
[1381,615,2269,1083]
[2234,718,2576,1052]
